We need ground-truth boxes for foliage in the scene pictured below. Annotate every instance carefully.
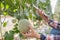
[54,0,60,22]
[0,0,52,40]
[4,23,19,40]
[1,0,52,20]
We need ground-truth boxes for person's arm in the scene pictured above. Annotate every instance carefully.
[22,27,60,40]
[22,24,60,40]
[36,9,49,22]
[22,31,60,40]
[36,8,60,29]
[22,25,46,40]
[33,5,49,22]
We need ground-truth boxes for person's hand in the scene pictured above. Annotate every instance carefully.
[21,25,40,39]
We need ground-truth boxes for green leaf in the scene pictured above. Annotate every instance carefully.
[4,32,9,40]
[3,22,7,27]
[3,12,8,16]
[4,31,14,40]
[6,4,9,10]
[1,3,4,10]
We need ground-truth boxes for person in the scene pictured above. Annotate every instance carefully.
[22,7,60,40]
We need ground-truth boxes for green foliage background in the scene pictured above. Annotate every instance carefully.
[0,0,52,40]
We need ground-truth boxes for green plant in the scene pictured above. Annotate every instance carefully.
[0,0,52,40]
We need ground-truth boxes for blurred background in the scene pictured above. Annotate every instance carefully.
[0,0,60,40]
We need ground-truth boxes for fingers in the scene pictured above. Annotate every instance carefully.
[22,32,31,37]
[28,25,34,32]
[28,25,33,29]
